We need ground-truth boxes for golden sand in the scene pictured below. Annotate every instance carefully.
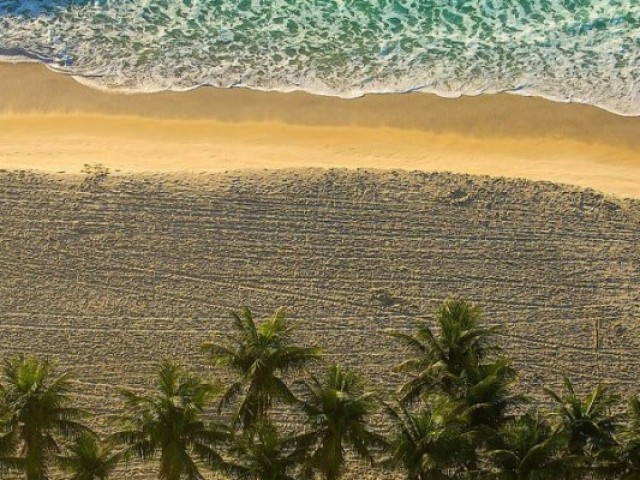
[0,62,638,197]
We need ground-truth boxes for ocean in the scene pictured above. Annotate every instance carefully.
[0,0,638,115]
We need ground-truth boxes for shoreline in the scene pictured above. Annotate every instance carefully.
[3,56,639,119]
[0,63,639,198]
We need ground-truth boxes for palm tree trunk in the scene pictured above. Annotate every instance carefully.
[160,449,183,480]
[24,435,45,480]
[25,459,44,480]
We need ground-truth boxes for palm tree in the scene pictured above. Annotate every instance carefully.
[228,422,305,480]
[385,396,477,480]
[614,396,640,478]
[389,298,498,403]
[57,433,122,480]
[463,358,524,432]
[0,355,90,480]
[297,363,387,480]
[202,307,320,430]
[545,378,620,478]
[0,428,16,475]
[487,413,567,480]
[112,360,229,480]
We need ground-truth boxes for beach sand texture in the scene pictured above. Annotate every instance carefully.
[1,63,640,198]
[1,169,639,478]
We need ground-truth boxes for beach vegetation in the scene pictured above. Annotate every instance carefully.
[57,434,122,480]
[297,363,387,480]
[0,355,91,480]
[112,360,229,480]
[201,307,320,431]
[227,421,305,480]
[617,397,640,478]
[2,299,640,479]
[545,378,621,478]
[388,298,499,403]
[485,412,568,479]
[384,395,477,479]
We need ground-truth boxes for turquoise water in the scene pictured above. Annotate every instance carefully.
[0,0,638,115]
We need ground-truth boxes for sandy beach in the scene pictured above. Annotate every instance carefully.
[2,0,640,474]
[0,63,639,198]
[1,59,639,480]
[1,167,639,479]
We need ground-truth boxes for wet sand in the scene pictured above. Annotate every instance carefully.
[0,62,639,197]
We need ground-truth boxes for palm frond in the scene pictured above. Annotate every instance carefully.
[0,355,91,479]
[112,360,228,478]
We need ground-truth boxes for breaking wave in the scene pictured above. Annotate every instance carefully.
[0,0,638,115]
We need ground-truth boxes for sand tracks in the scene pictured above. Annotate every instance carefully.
[0,169,638,477]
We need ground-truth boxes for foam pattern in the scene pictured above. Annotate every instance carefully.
[0,0,638,115]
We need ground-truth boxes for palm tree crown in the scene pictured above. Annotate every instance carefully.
[390,298,498,403]
[113,360,229,480]
[202,307,320,430]
[228,422,305,480]
[463,358,524,432]
[545,378,621,478]
[0,355,89,480]
[545,378,620,456]
[487,413,566,480]
[298,363,386,480]
[57,433,121,480]
[385,396,477,480]
[618,396,640,478]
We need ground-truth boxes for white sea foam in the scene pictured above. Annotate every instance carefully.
[0,0,638,116]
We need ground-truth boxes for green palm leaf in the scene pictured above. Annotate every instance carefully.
[545,378,621,478]
[57,433,123,480]
[202,307,320,430]
[487,413,569,480]
[389,298,498,404]
[228,422,304,480]
[0,355,91,480]
[112,360,230,480]
[385,395,476,480]
[617,396,640,477]
[298,363,387,480]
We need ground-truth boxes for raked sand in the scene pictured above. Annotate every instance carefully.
[1,168,639,478]
[0,62,639,198]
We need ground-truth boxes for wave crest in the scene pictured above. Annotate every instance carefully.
[0,0,638,116]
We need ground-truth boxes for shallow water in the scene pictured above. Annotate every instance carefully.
[0,0,638,115]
